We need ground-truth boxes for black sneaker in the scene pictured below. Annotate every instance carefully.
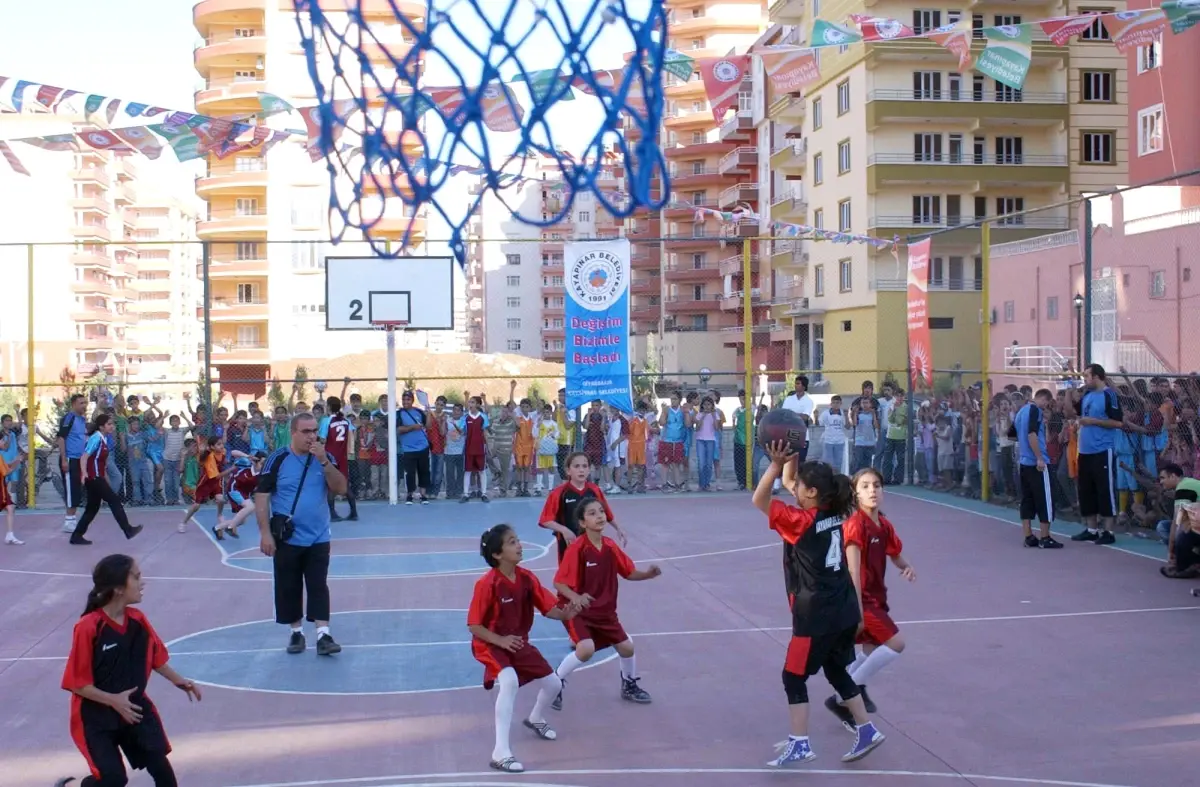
[69,536,92,545]
[1071,529,1098,542]
[419,494,429,505]
[1023,535,1040,548]
[620,676,652,703]
[1039,536,1064,549]
[212,525,225,541]
[287,631,306,654]
[331,514,344,522]
[1095,531,1116,545]
[824,695,856,732]
[316,633,342,656]
[405,495,414,506]
[551,680,566,711]
[460,495,470,503]
[54,779,76,786]
[348,513,359,521]
[858,685,877,714]
[481,494,491,503]
[125,525,143,540]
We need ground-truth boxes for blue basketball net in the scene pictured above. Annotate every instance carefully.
[293,0,670,264]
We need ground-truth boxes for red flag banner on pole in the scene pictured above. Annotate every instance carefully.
[1103,9,1168,53]
[1039,14,1102,45]
[849,14,915,41]
[699,56,751,123]
[907,238,934,387]
[928,20,974,71]
[758,48,821,93]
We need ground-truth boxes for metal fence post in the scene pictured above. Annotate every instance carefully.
[742,240,753,488]
[25,244,35,507]
[980,221,991,503]
[1082,198,1093,368]
[201,241,213,436]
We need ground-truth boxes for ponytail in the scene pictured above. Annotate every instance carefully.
[793,461,856,518]
[83,586,116,616]
[829,474,855,518]
[81,554,134,617]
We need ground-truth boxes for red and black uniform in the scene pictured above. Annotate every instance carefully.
[323,414,351,477]
[842,511,903,647]
[464,412,488,473]
[468,566,557,689]
[554,535,635,650]
[539,481,613,562]
[768,500,861,678]
[62,608,176,784]
[224,465,258,514]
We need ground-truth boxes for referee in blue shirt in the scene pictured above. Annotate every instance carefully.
[1013,389,1063,550]
[256,412,348,656]
[1070,364,1124,546]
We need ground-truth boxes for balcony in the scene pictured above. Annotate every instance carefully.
[866,90,1069,130]
[718,110,754,142]
[71,196,112,215]
[866,153,1069,190]
[197,208,269,238]
[665,232,723,250]
[195,0,267,27]
[770,186,807,221]
[372,213,426,240]
[71,303,113,322]
[771,240,809,271]
[663,107,712,130]
[868,214,1070,243]
[206,298,269,321]
[352,0,428,20]
[768,0,805,24]
[718,183,758,209]
[721,288,764,311]
[196,166,268,197]
[870,277,983,293]
[71,223,112,242]
[770,138,808,172]
[665,258,721,282]
[768,93,805,124]
[631,275,658,294]
[664,77,706,100]
[71,277,117,297]
[541,283,564,296]
[541,235,565,251]
[195,74,268,113]
[542,303,565,317]
[361,37,416,64]
[630,302,660,320]
[670,166,732,188]
[541,326,566,340]
[719,253,759,277]
[668,15,761,36]
[664,294,722,313]
[866,33,1068,68]
[543,349,566,362]
[208,256,269,277]
[718,146,758,176]
[211,340,269,364]
[71,168,110,187]
[194,33,267,75]
[113,182,135,206]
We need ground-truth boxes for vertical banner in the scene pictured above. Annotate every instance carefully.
[564,239,634,413]
[906,238,934,387]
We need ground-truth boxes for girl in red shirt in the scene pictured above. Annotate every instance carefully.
[56,554,201,787]
[467,524,578,774]
[551,497,661,711]
[538,452,625,562]
[826,468,917,730]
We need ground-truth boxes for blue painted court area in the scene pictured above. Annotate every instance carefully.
[165,609,605,695]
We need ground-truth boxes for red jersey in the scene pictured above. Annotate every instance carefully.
[83,434,108,482]
[463,411,488,457]
[539,480,613,541]
[554,535,635,619]
[842,510,903,611]
[323,414,352,472]
[224,465,257,501]
[62,608,168,732]
[468,566,557,640]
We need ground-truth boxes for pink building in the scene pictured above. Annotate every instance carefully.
[988,188,1200,386]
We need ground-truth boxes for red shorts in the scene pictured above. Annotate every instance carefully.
[195,476,222,504]
[472,640,552,690]
[565,614,628,651]
[856,605,899,647]
[465,452,486,473]
[657,441,684,465]
[0,481,11,510]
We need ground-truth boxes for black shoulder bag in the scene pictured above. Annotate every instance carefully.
[269,453,315,543]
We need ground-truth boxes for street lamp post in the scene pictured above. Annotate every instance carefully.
[1072,293,1084,371]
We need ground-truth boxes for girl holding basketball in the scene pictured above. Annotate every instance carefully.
[539,452,626,562]
[551,497,661,711]
[753,443,885,766]
[824,468,916,729]
[468,524,579,774]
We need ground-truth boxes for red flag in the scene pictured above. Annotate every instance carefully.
[759,48,821,94]
[0,142,30,176]
[928,20,973,71]
[211,126,272,159]
[79,129,130,152]
[1103,9,1167,54]
[34,85,64,110]
[113,127,163,160]
[906,238,934,386]
[849,14,915,41]
[699,56,751,123]
[1039,14,1102,45]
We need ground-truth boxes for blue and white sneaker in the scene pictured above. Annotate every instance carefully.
[768,736,815,767]
[842,723,885,762]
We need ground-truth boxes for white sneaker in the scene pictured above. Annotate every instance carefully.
[62,520,76,533]
[5,533,23,545]
[177,522,187,534]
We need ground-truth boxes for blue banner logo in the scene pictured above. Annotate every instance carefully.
[564,239,634,413]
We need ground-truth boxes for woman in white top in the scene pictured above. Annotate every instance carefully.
[819,395,849,472]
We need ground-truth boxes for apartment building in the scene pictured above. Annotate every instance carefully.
[463,160,622,362]
[622,0,767,379]
[763,0,1128,391]
[193,0,441,395]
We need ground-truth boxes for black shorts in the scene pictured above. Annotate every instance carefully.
[63,457,83,509]
[72,701,170,778]
[1077,450,1116,518]
[1019,464,1054,523]
[784,626,857,677]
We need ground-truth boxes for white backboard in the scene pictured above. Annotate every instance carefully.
[325,256,456,331]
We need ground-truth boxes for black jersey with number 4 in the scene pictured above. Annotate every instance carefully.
[768,500,860,636]
[62,608,169,731]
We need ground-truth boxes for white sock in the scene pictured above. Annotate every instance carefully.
[316,625,330,638]
[556,652,585,680]
[528,672,562,725]
[291,625,303,634]
[849,644,900,686]
[847,649,868,676]
[492,668,518,761]
[619,653,637,681]
[481,470,489,491]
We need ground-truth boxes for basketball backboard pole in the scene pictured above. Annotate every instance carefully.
[383,323,398,506]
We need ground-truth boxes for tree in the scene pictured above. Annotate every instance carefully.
[267,378,287,411]
[526,380,545,405]
[294,365,309,404]
[403,371,418,394]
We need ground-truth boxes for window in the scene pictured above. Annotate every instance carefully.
[691,160,705,175]
[506,253,521,265]
[291,240,322,270]
[812,97,823,130]
[993,14,1021,25]
[837,140,851,174]
[913,195,942,225]
[813,208,824,230]
[691,252,707,269]
[914,132,942,162]
[995,197,1025,224]
[841,320,852,332]
[506,318,521,329]
[506,275,520,286]
[947,10,962,23]
[236,241,259,260]
[929,317,955,330]
[691,131,705,144]
[1079,9,1111,40]
[691,100,705,113]
[578,211,591,222]
[1003,301,1015,322]
[234,156,264,172]
[1151,270,1167,298]
[1138,104,1164,155]
[237,325,260,344]
[913,71,943,100]
[236,283,257,303]
[813,0,820,16]
[233,70,259,82]
[838,199,852,232]
[912,9,942,34]
[836,80,850,115]
[507,339,522,351]
[506,297,521,308]
[814,265,825,296]
[1082,131,1115,164]
[690,190,706,206]
[235,197,259,216]
[291,188,323,226]
[1046,296,1059,320]
[838,258,852,292]
[1138,38,1162,73]
[233,28,258,37]
[1081,71,1114,103]
[994,136,1024,164]
[813,153,824,184]
[972,13,985,38]
[690,38,704,49]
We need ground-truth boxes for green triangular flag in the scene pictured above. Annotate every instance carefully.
[662,50,696,80]
[810,20,863,48]
[1163,0,1200,34]
[512,69,574,102]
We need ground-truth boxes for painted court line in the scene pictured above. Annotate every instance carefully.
[224,766,1143,787]
[3,605,1195,665]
